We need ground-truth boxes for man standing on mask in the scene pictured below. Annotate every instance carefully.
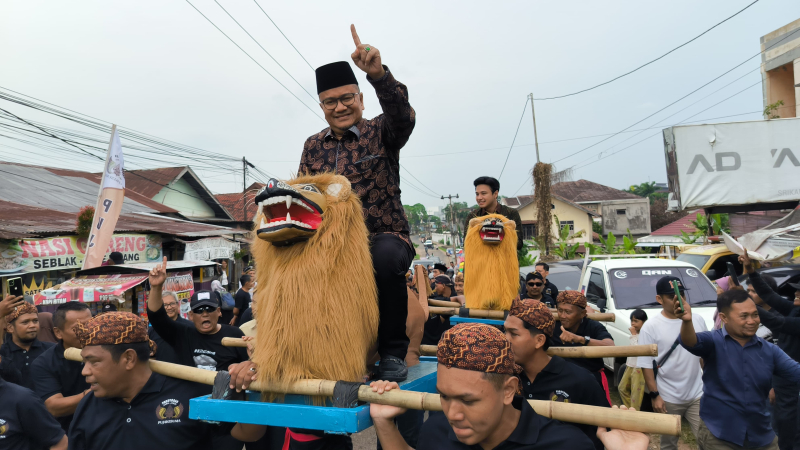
[299,25,415,381]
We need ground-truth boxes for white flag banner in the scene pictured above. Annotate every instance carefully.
[82,125,126,270]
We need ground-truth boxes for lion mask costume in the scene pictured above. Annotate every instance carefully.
[251,174,379,393]
[463,214,519,310]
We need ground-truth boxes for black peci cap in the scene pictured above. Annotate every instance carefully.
[316,61,359,94]
[109,252,124,264]
[656,276,689,295]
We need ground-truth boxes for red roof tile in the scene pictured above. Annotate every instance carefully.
[215,183,264,222]
[651,210,702,236]
[551,180,641,202]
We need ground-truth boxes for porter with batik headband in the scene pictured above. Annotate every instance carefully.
[506,298,610,450]
[68,311,213,448]
[552,291,616,405]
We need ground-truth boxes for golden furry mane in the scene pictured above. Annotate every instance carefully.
[463,213,519,310]
[251,172,379,396]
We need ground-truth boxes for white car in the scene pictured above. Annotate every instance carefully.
[579,257,718,384]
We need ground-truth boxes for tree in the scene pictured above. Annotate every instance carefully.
[650,197,686,231]
[592,221,602,235]
[624,181,668,204]
[551,215,586,260]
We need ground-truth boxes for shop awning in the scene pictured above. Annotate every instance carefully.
[34,273,148,306]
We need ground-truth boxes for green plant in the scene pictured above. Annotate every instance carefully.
[620,229,642,254]
[587,232,620,255]
[75,206,95,238]
[519,243,537,266]
[764,100,784,120]
[413,253,420,260]
[233,248,249,260]
[592,221,602,234]
[677,230,699,244]
[550,215,586,260]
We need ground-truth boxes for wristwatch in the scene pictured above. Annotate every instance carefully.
[649,390,660,399]
[583,336,591,346]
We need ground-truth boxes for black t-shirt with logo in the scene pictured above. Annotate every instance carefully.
[417,396,593,450]
[518,356,609,450]
[551,318,613,375]
[31,341,90,432]
[0,377,65,450]
[0,338,54,390]
[68,372,212,450]
[147,305,248,372]
[148,316,194,365]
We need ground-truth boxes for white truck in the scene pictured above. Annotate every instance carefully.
[578,256,718,385]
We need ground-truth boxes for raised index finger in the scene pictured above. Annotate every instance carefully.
[350,24,361,46]
[161,256,168,271]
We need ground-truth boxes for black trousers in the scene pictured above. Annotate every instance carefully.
[772,375,799,450]
[370,234,413,360]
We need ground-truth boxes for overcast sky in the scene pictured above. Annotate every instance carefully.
[1,0,798,211]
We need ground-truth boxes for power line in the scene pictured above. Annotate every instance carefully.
[498,97,529,179]
[533,0,761,100]
[252,0,314,70]
[212,0,318,103]
[400,164,440,197]
[184,0,325,121]
[551,26,800,165]
[573,80,764,171]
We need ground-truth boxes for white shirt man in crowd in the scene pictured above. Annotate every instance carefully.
[637,276,706,450]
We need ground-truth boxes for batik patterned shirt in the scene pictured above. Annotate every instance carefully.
[299,66,415,248]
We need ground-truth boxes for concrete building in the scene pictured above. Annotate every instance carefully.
[761,18,800,118]
[550,180,651,237]
[502,194,596,244]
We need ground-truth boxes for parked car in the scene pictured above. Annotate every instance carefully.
[579,257,719,385]
[676,244,743,280]
[424,240,433,249]
[738,264,800,298]
[409,259,436,275]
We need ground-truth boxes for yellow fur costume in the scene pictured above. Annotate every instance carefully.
[251,173,379,395]
[463,214,519,310]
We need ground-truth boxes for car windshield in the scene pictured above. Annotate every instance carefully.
[676,253,711,271]
[547,271,581,292]
[608,267,718,309]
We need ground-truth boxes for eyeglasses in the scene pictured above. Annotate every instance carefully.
[320,93,359,110]
[527,282,544,287]
[164,302,178,308]
[192,306,216,314]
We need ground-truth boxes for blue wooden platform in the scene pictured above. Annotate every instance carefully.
[449,316,504,326]
[189,357,438,434]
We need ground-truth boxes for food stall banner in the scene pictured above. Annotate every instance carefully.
[183,237,241,261]
[34,273,148,306]
[0,234,162,275]
[33,271,194,309]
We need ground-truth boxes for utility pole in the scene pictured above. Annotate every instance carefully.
[528,93,540,163]
[442,194,459,265]
[242,157,255,222]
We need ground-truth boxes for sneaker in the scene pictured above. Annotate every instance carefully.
[378,355,408,382]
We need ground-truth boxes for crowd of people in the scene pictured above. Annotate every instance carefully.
[4,23,800,450]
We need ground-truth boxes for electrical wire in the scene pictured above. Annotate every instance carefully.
[533,0,761,100]
[212,0,318,103]
[498,97,529,179]
[252,0,314,70]
[184,0,325,121]
[551,26,800,165]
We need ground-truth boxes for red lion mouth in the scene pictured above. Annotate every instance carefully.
[479,218,505,243]
[258,194,322,232]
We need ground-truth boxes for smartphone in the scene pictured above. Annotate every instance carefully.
[8,277,23,297]
[726,262,740,286]
[672,281,685,313]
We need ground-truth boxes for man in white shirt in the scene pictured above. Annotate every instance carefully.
[636,276,706,450]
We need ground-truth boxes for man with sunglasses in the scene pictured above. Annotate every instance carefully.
[299,25,416,381]
[523,272,555,308]
[146,257,248,372]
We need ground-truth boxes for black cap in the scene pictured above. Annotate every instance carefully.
[109,252,124,264]
[434,275,454,287]
[656,276,689,295]
[101,303,117,313]
[433,263,448,273]
[190,290,219,311]
[526,272,544,283]
[316,61,358,94]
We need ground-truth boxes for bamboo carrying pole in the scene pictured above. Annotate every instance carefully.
[428,299,461,307]
[222,339,657,359]
[418,344,658,358]
[63,347,679,435]
[427,306,615,322]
